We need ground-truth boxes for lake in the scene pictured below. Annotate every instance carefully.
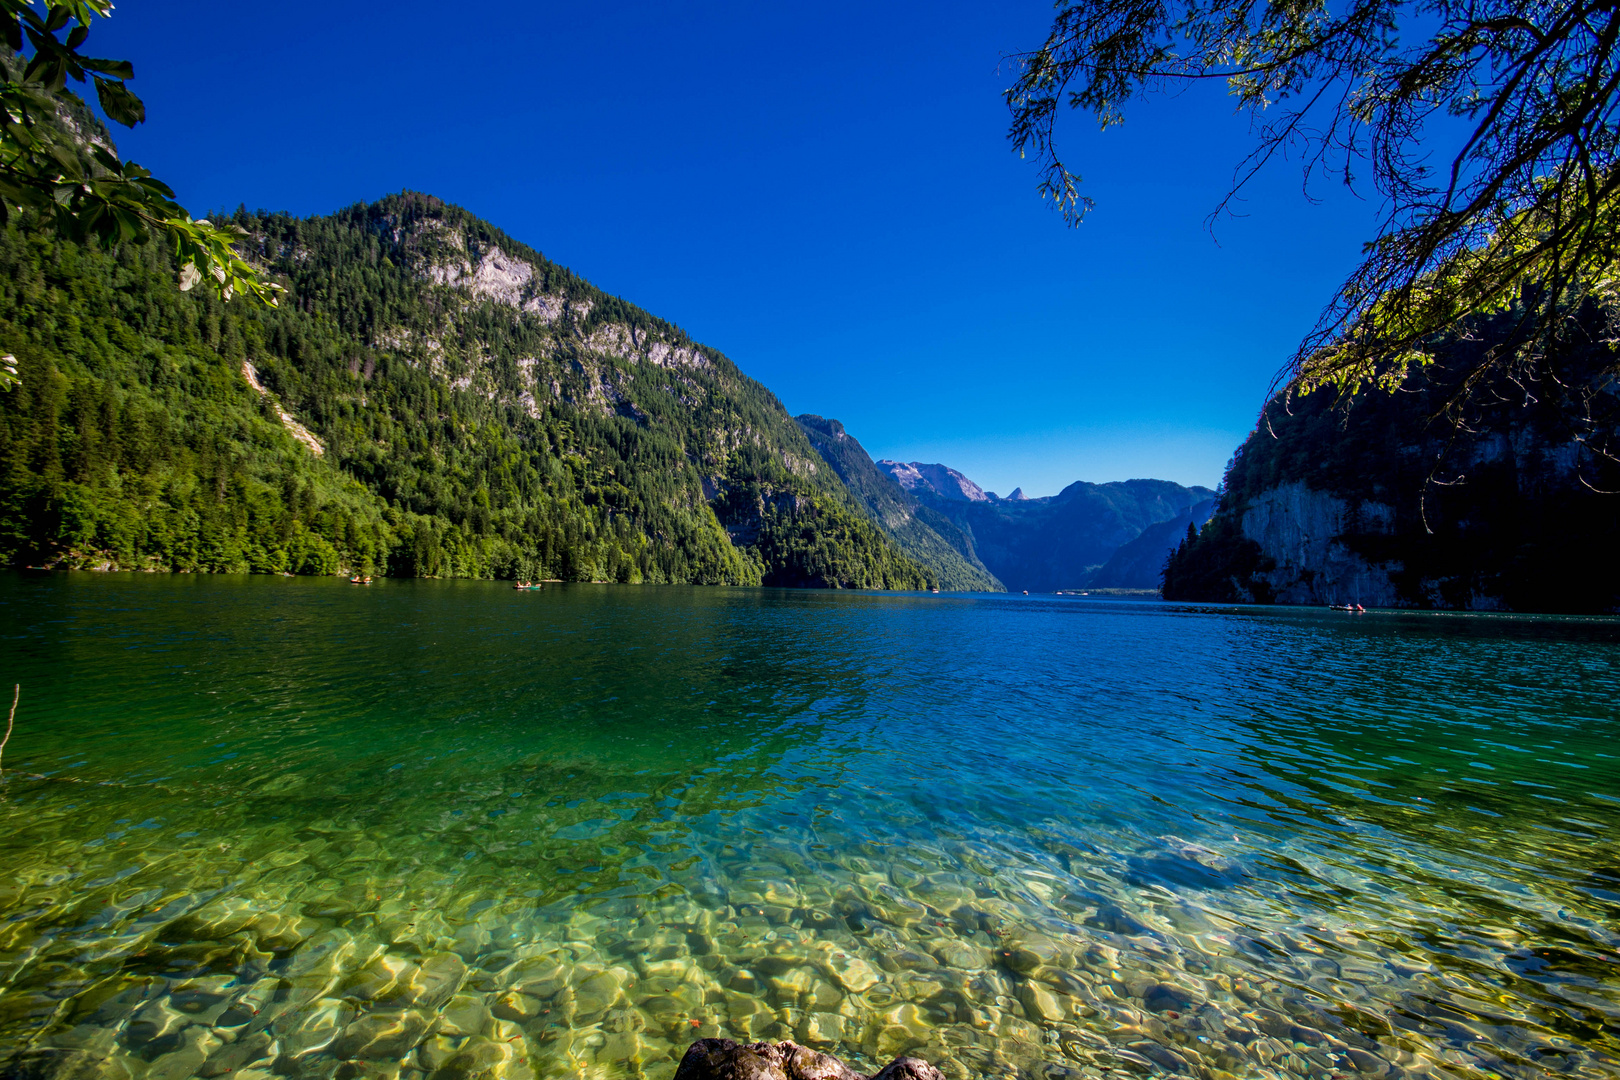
[0,574,1616,1080]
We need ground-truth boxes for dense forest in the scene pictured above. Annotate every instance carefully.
[1163,301,1620,612]
[0,189,934,590]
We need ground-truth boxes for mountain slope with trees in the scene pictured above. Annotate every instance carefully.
[0,191,934,590]
[794,415,1002,591]
[1088,497,1214,589]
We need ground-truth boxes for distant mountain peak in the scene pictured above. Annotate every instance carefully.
[878,463,1218,592]
[876,461,990,503]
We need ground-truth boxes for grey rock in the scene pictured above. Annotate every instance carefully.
[1347,1048,1392,1076]
[869,1060,946,1080]
[671,1039,945,1080]
[1129,1042,1190,1072]
[198,1031,277,1077]
[330,1009,434,1061]
[1106,1048,1157,1075]
[1141,983,1199,1013]
[1083,905,1148,935]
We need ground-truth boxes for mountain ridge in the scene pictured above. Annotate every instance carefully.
[879,460,992,504]
[875,461,1214,592]
[0,191,934,589]
[0,108,1210,596]
[794,417,1002,592]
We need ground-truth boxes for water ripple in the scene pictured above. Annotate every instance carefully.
[0,575,1615,1080]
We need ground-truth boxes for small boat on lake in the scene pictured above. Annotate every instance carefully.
[349,575,372,584]
[513,581,543,591]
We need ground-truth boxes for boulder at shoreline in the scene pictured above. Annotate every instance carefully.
[673,1038,946,1080]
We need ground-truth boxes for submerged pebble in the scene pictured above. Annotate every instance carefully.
[2,593,1618,1080]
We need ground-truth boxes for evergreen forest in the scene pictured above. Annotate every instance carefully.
[0,192,935,590]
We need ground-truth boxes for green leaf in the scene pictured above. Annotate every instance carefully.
[94,77,144,126]
[80,56,134,80]
[21,39,63,84]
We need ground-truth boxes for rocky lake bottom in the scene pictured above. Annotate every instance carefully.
[0,576,1615,1080]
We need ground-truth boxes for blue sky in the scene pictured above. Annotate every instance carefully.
[95,0,1385,495]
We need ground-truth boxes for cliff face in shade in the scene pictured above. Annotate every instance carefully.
[1164,303,1620,612]
[1088,498,1216,589]
[1233,483,1404,606]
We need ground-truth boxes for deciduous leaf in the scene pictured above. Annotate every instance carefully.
[93,77,144,126]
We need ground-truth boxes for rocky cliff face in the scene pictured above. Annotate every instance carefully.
[877,461,991,503]
[1165,304,1620,612]
[1236,483,1405,606]
[350,203,724,442]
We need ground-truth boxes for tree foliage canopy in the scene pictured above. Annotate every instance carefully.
[0,0,279,336]
[1006,0,1620,401]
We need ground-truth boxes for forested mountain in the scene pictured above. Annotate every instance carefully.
[793,416,1002,591]
[1088,498,1214,588]
[0,190,934,589]
[939,479,1214,592]
[876,461,1213,592]
[1163,302,1620,613]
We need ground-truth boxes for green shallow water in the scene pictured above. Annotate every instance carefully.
[0,574,1617,1080]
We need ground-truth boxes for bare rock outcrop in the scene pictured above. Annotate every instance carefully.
[241,360,324,457]
[673,1039,944,1080]
[877,461,990,503]
[1239,481,1401,605]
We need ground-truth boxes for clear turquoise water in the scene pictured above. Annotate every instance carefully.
[0,574,1616,1080]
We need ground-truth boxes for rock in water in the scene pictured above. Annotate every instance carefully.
[869,1059,950,1080]
[672,1039,944,1080]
